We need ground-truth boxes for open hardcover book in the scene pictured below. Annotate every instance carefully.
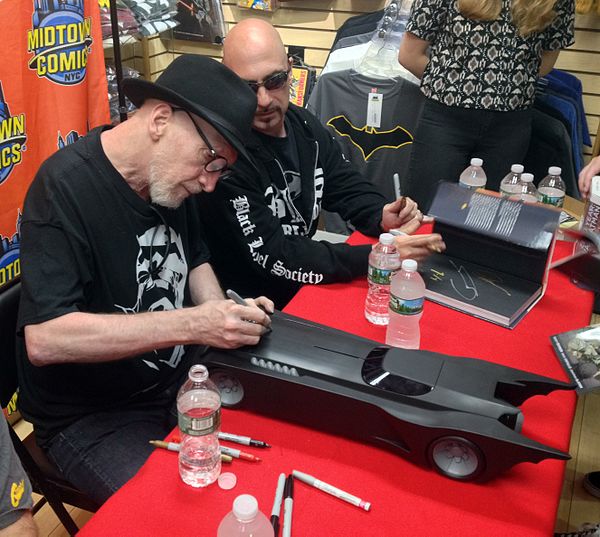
[419,183,561,328]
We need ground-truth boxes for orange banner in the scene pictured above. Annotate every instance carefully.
[0,0,109,290]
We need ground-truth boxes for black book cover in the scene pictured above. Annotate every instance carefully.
[550,228,600,293]
[421,183,561,328]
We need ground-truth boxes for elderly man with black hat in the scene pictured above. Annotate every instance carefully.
[15,55,273,505]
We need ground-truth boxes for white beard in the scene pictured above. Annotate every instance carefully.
[148,161,187,209]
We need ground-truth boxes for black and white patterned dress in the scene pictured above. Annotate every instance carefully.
[406,0,575,111]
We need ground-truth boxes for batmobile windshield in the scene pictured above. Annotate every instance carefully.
[362,347,437,396]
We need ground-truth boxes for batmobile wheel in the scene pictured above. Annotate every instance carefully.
[427,436,485,481]
[210,369,244,408]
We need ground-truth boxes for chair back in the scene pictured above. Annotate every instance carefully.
[0,280,21,410]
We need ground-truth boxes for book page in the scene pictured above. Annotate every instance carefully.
[420,253,542,326]
[428,183,560,251]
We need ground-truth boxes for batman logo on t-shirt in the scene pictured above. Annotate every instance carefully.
[327,115,413,161]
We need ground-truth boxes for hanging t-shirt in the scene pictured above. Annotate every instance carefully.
[308,70,424,201]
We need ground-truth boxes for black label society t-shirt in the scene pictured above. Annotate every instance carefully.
[256,117,302,200]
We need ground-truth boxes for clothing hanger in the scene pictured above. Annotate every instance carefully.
[354,0,418,82]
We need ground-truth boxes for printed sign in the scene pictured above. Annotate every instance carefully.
[0,0,109,291]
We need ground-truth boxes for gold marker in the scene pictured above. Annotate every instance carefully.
[149,440,233,463]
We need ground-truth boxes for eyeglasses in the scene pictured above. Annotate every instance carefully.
[245,69,290,93]
[171,107,229,173]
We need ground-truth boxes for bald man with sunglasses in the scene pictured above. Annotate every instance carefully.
[197,18,444,309]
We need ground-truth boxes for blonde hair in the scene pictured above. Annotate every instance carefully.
[457,0,558,36]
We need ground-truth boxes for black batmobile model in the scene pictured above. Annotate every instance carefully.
[199,311,574,481]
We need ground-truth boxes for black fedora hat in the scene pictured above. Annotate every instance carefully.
[122,54,257,167]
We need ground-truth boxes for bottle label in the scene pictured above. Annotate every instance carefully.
[389,294,424,315]
[179,408,221,436]
[368,264,395,285]
[539,193,564,207]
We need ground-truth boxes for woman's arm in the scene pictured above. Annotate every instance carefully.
[398,31,431,80]
[539,49,560,77]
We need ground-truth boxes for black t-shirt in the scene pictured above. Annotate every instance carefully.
[16,126,210,445]
[256,117,301,200]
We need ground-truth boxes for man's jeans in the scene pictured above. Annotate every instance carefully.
[46,381,180,505]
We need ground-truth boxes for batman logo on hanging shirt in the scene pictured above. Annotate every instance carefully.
[326,115,413,161]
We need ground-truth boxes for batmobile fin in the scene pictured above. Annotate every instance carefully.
[495,372,575,406]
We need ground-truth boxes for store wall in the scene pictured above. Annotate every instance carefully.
[109,1,600,158]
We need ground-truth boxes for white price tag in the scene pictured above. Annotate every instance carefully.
[366,92,383,128]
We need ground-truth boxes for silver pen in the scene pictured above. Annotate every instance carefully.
[292,470,371,511]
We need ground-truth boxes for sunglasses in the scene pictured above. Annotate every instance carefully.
[171,107,229,174]
[245,69,290,93]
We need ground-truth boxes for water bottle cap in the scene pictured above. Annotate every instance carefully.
[379,233,394,245]
[188,364,209,383]
[218,472,237,490]
[470,157,483,167]
[401,259,418,272]
[232,494,259,522]
[521,173,534,183]
[548,166,562,176]
[511,164,524,174]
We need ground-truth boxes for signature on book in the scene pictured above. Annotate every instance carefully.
[428,261,512,301]
[449,260,478,301]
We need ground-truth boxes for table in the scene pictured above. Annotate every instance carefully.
[79,235,593,537]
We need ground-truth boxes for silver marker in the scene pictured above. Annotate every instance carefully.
[292,470,371,511]
[226,288,248,306]
[270,473,286,535]
[282,475,294,537]
[393,172,401,198]
[226,288,272,333]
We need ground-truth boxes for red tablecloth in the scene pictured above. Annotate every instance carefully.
[79,237,594,537]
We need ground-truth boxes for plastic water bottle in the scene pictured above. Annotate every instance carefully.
[458,157,487,190]
[499,164,524,197]
[177,364,221,488]
[364,233,401,325]
[386,259,425,349]
[508,173,538,203]
[537,166,566,207]
[217,494,274,537]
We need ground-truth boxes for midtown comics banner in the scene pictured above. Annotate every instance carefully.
[0,0,109,291]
